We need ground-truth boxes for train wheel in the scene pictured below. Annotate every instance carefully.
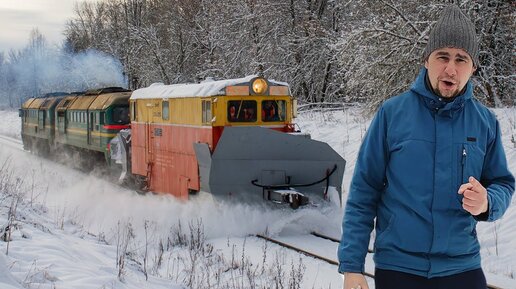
[134,175,149,194]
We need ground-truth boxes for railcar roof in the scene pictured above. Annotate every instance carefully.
[130,75,289,100]
[89,92,132,110]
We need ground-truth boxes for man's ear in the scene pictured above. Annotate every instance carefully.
[469,65,477,77]
[424,59,429,69]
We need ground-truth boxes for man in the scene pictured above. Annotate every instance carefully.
[338,5,514,289]
[262,100,277,121]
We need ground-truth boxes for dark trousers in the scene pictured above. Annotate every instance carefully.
[375,268,487,289]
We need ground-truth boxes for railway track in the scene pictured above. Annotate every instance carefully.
[256,232,505,289]
[0,134,23,149]
[255,233,375,279]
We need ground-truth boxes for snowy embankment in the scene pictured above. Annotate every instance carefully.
[0,107,515,289]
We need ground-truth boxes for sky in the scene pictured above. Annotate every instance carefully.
[0,0,99,54]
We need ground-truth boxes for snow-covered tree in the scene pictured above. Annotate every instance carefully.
[0,0,509,109]
[62,0,348,103]
[471,0,515,106]
[335,0,515,111]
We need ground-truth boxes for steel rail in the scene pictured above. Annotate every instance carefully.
[264,232,505,289]
[255,234,375,279]
[0,134,23,147]
[311,231,374,254]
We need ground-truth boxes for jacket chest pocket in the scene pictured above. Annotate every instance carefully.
[454,143,485,210]
[458,143,486,185]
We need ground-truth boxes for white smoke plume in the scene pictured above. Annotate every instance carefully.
[0,46,127,107]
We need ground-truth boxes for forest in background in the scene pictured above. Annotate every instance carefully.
[0,0,513,110]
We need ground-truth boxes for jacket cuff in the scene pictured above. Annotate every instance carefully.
[473,210,489,221]
[473,192,492,222]
[338,262,364,274]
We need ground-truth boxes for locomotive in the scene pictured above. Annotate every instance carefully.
[20,76,346,208]
[20,87,131,168]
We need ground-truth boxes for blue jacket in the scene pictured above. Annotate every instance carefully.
[338,68,514,278]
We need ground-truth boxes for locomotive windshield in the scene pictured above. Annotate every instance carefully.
[112,106,129,124]
[262,100,286,122]
[227,100,257,122]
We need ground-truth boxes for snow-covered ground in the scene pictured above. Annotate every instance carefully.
[0,107,515,289]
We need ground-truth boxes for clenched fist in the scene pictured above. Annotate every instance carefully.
[458,176,488,216]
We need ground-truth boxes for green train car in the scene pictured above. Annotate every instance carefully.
[20,87,131,167]
[20,92,69,155]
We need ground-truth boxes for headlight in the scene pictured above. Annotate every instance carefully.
[252,78,268,94]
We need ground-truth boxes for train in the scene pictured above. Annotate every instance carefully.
[20,75,346,208]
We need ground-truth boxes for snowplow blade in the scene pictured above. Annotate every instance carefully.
[194,126,345,206]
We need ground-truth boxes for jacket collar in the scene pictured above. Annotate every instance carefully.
[410,68,473,117]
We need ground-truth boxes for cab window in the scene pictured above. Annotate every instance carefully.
[262,100,286,122]
[202,100,211,124]
[162,101,169,121]
[227,100,257,122]
[113,106,129,124]
[131,102,136,121]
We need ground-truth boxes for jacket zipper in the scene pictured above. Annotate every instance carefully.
[461,146,478,236]
[461,147,467,183]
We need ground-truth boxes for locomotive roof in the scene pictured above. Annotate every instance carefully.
[57,91,132,110]
[25,98,47,109]
[89,91,131,110]
[40,96,65,110]
[130,75,289,100]
[85,87,131,95]
[22,93,69,109]
[21,98,36,109]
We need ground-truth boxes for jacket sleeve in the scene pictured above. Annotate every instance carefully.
[476,119,515,222]
[338,106,389,273]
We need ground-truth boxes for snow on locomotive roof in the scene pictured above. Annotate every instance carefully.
[130,75,289,99]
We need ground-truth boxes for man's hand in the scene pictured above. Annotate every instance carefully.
[458,176,488,216]
[343,272,369,289]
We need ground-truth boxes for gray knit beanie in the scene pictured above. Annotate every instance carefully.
[424,5,479,67]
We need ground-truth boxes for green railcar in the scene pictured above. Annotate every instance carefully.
[20,93,68,155]
[55,87,131,163]
[20,88,131,168]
